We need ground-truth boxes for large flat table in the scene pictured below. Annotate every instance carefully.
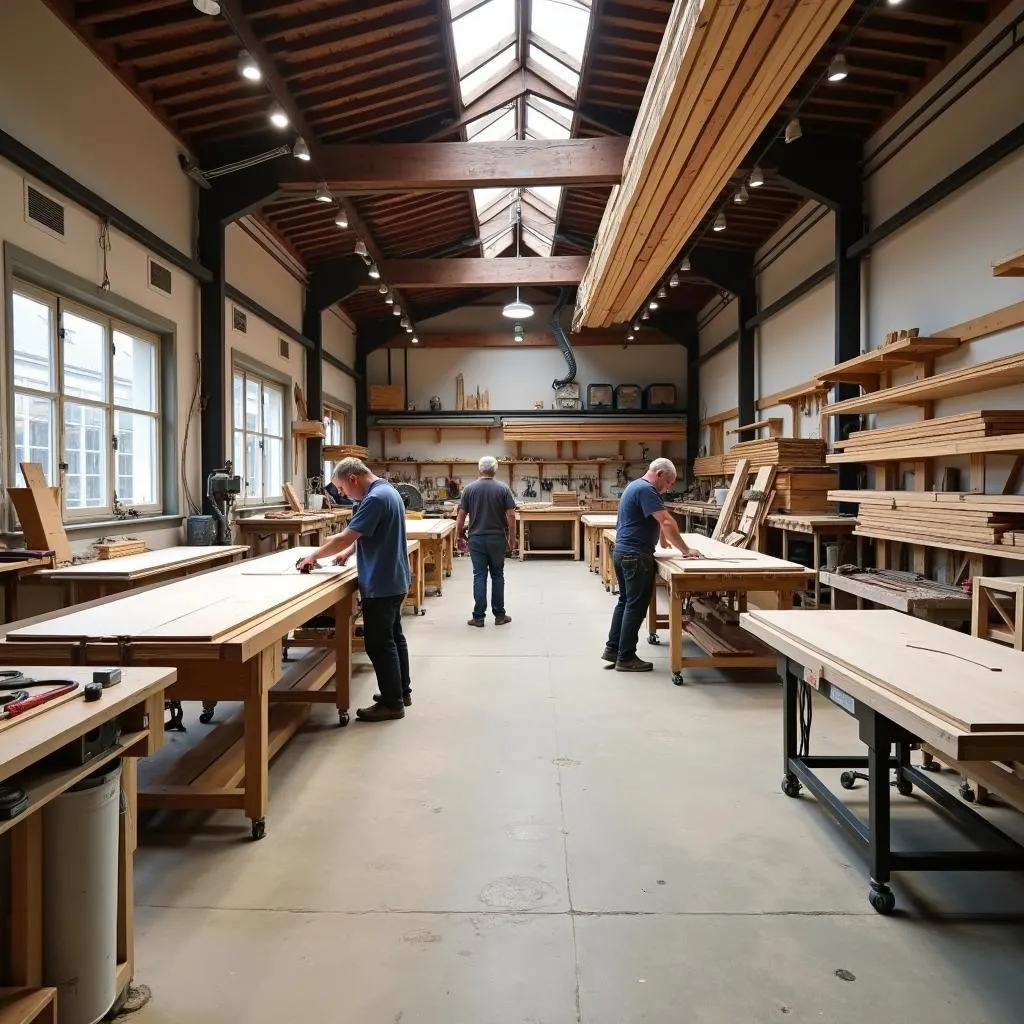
[646,534,813,684]
[581,513,618,573]
[516,507,582,561]
[32,545,248,604]
[0,549,358,840]
[741,608,1024,915]
[404,518,457,596]
[0,665,172,1011]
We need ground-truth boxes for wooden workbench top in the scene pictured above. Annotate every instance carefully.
[403,518,456,537]
[581,513,619,526]
[765,513,858,531]
[35,545,249,581]
[741,609,1024,754]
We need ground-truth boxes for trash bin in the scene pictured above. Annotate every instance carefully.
[43,764,122,1024]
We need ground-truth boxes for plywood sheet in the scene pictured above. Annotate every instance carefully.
[745,609,1024,732]
[38,546,248,580]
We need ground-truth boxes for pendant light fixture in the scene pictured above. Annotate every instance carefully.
[669,272,680,288]
[237,50,261,81]
[268,105,289,129]
[314,182,332,203]
[827,53,849,82]
[749,165,764,188]
[502,190,534,320]
[784,117,802,144]
[334,209,348,229]
[193,0,221,14]
[713,211,727,232]
[680,257,691,272]
[293,138,311,162]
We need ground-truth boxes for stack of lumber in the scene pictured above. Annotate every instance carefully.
[722,438,826,472]
[828,411,1024,463]
[96,539,147,559]
[693,454,725,478]
[551,491,578,507]
[828,491,1024,548]
[323,444,370,461]
[774,470,839,513]
[501,419,684,443]
[572,0,853,329]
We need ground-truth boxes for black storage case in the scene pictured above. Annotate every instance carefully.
[614,384,643,411]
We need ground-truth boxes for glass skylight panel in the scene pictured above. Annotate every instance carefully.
[467,106,516,143]
[526,185,562,211]
[474,186,513,217]
[451,0,514,66]
[459,44,516,103]
[483,225,514,258]
[523,221,554,256]
[526,102,570,140]
[531,0,591,65]
[529,94,574,126]
[528,44,580,97]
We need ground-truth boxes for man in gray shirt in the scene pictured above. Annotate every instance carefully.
[456,456,517,627]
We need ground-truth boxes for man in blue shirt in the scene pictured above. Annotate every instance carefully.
[604,458,700,672]
[297,458,411,721]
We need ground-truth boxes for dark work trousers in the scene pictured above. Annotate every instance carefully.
[606,550,657,660]
[361,594,410,706]
[468,532,508,620]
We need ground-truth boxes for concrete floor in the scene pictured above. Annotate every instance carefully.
[132,559,1024,1023]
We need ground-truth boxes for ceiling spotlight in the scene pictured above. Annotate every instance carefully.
[657,284,667,299]
[886,0,903,5]
[632,321,641,332]
[378,283,388,295]
[368,263,380,280]
[749,165,764,188]
[385,294,394,305]
[669,272,680,288]
[268,105,289,129]
[734,185,749,205]
[411,335,419,345]
[513,323,525,343]
[827,53,849,83]
[648,299,659,310]
[314,182,332,203]
[393,305,402,316]
[784,117,802,144]
[354,239,368,257]
[405,325,413,334]
[626,332,634,341]
[400,316,410,328]
[641,309,650,320]
[680,257,691,272]
[334,209,348,229]
[193,0,221,14]
[237,50,260,81]
[713,211,727,232]
[293,138,311,162]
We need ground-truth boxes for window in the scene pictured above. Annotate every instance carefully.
[10,282,161,520]
[322,402,349,485]
[232,367,285,505]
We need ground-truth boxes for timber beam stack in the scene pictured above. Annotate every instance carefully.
[573,0,854,330]
[722,438,827,473]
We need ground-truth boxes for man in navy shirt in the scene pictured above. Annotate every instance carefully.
[604,458,700,672]
[297,458,411,721]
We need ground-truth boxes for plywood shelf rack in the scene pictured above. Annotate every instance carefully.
[815,334,962,389]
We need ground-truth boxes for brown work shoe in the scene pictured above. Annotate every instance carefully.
[494,615,512,625]
[374,692,412,707]
[615,656,653,673]
[601,646,617,663]
[356,702,405,722]
[468,617,485,627]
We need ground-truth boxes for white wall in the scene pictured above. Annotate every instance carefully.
[322,308,357,416]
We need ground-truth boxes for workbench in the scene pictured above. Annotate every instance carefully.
[32,545,248,605]
[234,513,332,554]
[665,500,721,534]
[0,665,172,1015]
[646,535,812,684]
[0,556,56,623]
[819,568,971,622]
[741,609,1024,914]
[581,513,618,573]
[0,549,357,840]
[972,576,1024,649]
[516,507,582,561]
[764,513,860,607]
[403,518,456,596]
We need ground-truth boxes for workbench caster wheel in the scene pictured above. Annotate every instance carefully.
[840,771,857,790]
[647,633,660,645]
[919,758,941,772]
[868,883,895,915]
[250,819,266,841]
[199,708,215,725]
[781,774,802,798]
[672,672,684,686]
[958,781,976,803]
[605,585,611,592]
[418,608,426,616]
[446,570,452,577]
[895,775,914,797]
[338,710,350,727]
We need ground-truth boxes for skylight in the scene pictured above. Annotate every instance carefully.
[447,0,594,258]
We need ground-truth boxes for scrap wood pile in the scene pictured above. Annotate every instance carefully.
[322,444,370,461]
[828,490,1024,548]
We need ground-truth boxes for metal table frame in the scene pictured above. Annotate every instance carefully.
[778,654,1024,914]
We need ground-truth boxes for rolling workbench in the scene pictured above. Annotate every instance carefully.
[516,507,582,561]
[0,549,357,841]
[645,535,813,684]
[741,608,1024,915]
[0,665,173,1015]
[32,545,248,605]
[403,518,456,596]
[581,513,618,573]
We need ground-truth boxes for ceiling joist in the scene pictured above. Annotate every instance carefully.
[378,255,588,288]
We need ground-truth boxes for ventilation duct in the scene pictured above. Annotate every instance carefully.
[550,288,577,390]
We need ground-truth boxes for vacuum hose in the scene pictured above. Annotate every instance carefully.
[550,287,577,390]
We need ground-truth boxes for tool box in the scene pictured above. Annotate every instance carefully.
[614,384,643,411]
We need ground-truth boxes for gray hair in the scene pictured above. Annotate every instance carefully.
[333,457,371,480]
[649,457,677,478]
[478,455,498,475]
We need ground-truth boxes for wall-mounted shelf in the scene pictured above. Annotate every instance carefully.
[992,247,1024,278]
[815,334,961,389]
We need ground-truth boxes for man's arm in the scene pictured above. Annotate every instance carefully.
[455,508,469,548]
[297,526,363,570]
[653,509,700,558]
[505,508,517,551]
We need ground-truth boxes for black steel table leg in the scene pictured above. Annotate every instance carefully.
[866,712,897,914]
[781,656,802,798]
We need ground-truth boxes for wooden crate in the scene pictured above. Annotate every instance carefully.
[369,384,406,411]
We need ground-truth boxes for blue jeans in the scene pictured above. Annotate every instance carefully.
[606,550,656,660]
[469,532,508,620]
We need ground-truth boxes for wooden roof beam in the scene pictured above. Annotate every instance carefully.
[378,256,588,288]
[278,137,626,192]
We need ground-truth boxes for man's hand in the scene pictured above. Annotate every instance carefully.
[296,554,320,574]
[680,548,703,560]
[658,533,670,549]
[332,546,355,566]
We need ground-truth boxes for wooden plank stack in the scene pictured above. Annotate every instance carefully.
[774,470,840,514]
[97,539,148,559]
[322,444,371,461]
[573,0,854,329]
[551,491,578,507]
[501,419,684,443]
[722,438,827,472]
[693,454,725,478]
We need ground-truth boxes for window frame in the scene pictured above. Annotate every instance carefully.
[321,397,352,486]
[9,279,164,523]
[231,361,290,507]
